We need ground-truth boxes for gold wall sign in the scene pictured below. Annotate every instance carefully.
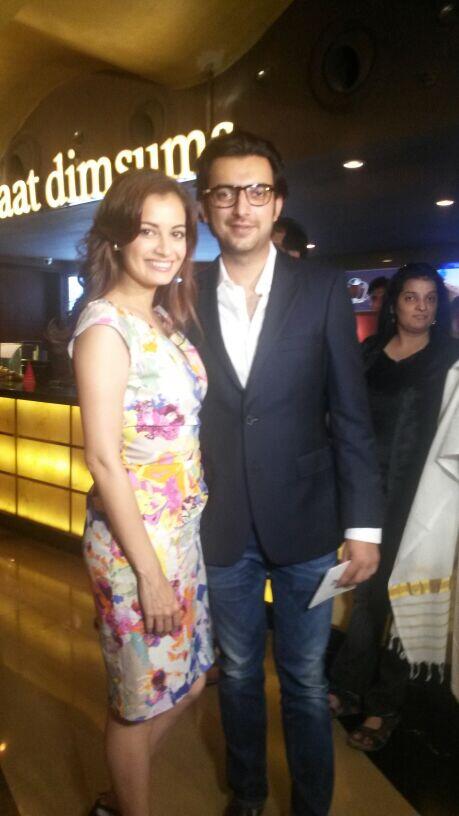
[0,121,234,220]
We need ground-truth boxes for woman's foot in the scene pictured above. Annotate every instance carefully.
[328,692,361,718]
[347,714,400,752]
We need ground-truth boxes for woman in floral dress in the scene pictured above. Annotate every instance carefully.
[69,170,213,816]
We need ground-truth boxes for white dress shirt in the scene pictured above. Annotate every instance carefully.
[218,243,276,388]
[217,243,381,545]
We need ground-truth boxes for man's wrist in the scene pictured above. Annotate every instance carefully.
[344,528,381,544]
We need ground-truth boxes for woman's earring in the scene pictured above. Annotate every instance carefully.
[431,319,437,326]
[174,275,183,284]
[113,243,120,252]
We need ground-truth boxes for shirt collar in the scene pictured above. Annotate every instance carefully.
[218,242,277,296]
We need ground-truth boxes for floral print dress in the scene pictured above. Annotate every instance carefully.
[69,299,213,721]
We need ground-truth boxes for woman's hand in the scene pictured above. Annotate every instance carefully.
[137,570,182,635]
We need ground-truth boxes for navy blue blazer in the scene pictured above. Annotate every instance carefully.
[192,252,383,566]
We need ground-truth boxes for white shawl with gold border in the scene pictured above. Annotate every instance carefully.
[388,361,459,696]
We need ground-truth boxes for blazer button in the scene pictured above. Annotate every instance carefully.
[246,415,259,426]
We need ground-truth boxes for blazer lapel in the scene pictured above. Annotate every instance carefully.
[198,261,243,391]
[245,255,301,392]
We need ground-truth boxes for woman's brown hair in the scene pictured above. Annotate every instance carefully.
[52,169,198,343]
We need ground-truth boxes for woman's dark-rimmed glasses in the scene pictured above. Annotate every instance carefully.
[202,183,274,208]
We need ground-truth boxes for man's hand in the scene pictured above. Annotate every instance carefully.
[338,539,380,587]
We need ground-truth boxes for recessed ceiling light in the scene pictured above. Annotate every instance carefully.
[439,3,455,19]
[306,243,316,249]
[257,69,267,79]
[436,199,454,207]
[382,258,393,263]
[342,160,365,169]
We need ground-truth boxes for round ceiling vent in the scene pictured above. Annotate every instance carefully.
[310,23,377,111]
[129,98,165,146]
[4,134,41,185]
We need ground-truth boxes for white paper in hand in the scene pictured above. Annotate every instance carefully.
[308,561,356,609]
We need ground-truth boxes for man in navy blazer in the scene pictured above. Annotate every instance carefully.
[194,130,382,816]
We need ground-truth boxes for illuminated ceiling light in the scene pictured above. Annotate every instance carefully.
[256,67,270,82]
[0,742,7,752]
[439,3,455,18]
[256,68,271,81]
[306,243,316,249]
[342,159,365,169]
[436,199,454,207]
[382,258,393,263]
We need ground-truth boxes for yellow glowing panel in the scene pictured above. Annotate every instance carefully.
[264,578,273,604]
[71,491,87,536]
[0,472,16,513]
[332,593,353,631]
[17,478,70,531]
[0,433,15,474]
[17,400,70,444]
[0,398,15,434]
[71,406,84,447]
[17,439,70,488]
[71,448,92,493]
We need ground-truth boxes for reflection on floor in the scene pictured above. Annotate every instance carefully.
[0,527,417,816]
[339,669,459,816]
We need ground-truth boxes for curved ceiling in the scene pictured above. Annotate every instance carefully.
[0,0,291,159]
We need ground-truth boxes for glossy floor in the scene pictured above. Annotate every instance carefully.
[0,527,416,816]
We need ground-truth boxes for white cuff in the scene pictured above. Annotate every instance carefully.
[344,528,382,544]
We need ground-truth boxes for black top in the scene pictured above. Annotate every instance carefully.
[362,333,459,549]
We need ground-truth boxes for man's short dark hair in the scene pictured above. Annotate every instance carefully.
[196,129,288,200]
[273,216,308,258]
[368,276,389,295]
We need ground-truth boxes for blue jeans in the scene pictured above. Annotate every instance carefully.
[206,534,335,816]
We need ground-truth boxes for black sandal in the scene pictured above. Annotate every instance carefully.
[88,795,121,816]
[347,714,400,752]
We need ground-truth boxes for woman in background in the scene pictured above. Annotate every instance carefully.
[329,262,459,751]
[69,169,213,816]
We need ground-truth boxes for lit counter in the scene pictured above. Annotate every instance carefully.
[0,386,352,627]
[0,386,92,537]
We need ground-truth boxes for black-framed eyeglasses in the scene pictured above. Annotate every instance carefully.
[202,183,274,208]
